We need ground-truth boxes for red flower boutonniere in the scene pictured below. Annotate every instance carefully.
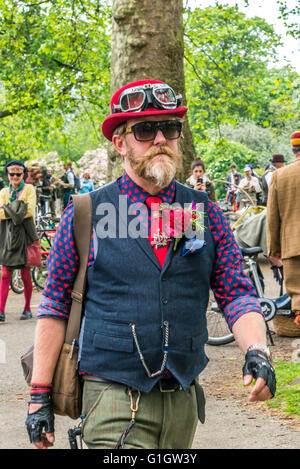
[161,202,205,251]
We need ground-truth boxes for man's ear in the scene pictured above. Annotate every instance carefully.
[112,134,126,158]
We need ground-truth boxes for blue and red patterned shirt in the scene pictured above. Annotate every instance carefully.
[37,173,262,330]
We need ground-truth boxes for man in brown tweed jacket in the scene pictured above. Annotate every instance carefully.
[267,130,300,326]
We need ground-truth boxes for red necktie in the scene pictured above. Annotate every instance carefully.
[145,196,170,268]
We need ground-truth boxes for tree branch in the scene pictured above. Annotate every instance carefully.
[52,58,82,72]
[0,103,39,119]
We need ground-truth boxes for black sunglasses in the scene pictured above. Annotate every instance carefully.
[125,120,182,142]
[8,172,24,177]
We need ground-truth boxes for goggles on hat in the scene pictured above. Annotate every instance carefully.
[112,83,182,114]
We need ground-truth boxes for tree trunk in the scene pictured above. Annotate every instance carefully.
[107,0,195,182]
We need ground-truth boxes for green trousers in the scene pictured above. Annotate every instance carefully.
[81,380,199,449]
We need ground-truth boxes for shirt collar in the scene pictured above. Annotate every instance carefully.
[118,172,176,206]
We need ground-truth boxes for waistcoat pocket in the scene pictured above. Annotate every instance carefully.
[93,332,134,353]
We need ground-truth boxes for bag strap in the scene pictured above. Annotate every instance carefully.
[65,193,92,345]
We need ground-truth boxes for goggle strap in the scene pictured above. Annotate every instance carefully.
[112,103,122,112]
[175,94,182,106]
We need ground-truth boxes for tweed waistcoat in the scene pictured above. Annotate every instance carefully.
[79,181,216,392]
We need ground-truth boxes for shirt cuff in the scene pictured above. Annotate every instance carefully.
[37,294,71,321]
[224,296,263,331]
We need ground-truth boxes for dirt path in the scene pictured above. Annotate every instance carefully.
[0,258,299,450]
[192,336,300,449]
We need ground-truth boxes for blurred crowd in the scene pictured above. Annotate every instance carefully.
[0,153,288,218]
[185,153,286,213]
[0,162,95,218]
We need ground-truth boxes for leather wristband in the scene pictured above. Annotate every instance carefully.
[26,392,55,443]
[243,349,276,397]
[29,391,52,405]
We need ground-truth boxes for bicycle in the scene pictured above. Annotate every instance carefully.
[36,214,60,232]
[10,219,58,293]
[206,246,291,346]
[31,250,50,290]
[10,269,25,294]
[31,224,57,290]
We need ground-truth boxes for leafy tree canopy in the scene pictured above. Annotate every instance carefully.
[0,0,111,166]
[184,4,287,139]
[0,0,298,180]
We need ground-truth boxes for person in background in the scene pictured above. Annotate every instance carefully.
[47,168,57,217]
[79,172,95,194]
[261,154,286,206]
[185,158,217,202]
[39,168,56,217]
[267,131,300,328]
[226,163,242,211]
[247,165,263,205]
[237,165,262,209]
[0,178,4,190]
[27,166,43,206]
[55,162,75,210]
[0,160,38,322]
[247,164,260,181]
[25,167,35,185]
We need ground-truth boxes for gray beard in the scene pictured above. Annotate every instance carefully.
[126,145,182,187]
[143,157,177,187]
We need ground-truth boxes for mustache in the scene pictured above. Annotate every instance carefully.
[143,145,179,161]
[126,143,183,187]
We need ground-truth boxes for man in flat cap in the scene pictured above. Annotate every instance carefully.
[267,131,300,327]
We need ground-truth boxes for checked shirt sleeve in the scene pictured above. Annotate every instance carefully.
[208,201,263,331]
[37,201,94,321]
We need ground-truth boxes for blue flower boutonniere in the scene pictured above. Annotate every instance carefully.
[182,238,206,257]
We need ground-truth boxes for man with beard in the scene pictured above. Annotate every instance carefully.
[26,80,275,449]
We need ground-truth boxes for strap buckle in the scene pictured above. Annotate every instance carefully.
[71,290,83,303]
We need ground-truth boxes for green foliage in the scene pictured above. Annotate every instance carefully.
[0,1,299,176]
[253,67,299,130]
[0,0,111,164]
[196,137,258,177]
[195,137,259,198]
[47,109,102,162]
[208,118,298,169]
[277,0,300,39]
[184,4,287,138]
[267,361,300,419]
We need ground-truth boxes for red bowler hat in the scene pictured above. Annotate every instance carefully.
[102,79,188,141]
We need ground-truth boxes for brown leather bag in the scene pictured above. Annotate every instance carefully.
[21,193,92,420]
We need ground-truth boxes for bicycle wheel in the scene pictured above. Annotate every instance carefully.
[10,270,24,294]
[206,291,234,346]
[32,260,48,290]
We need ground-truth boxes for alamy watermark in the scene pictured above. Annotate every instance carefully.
[94,196,205,241]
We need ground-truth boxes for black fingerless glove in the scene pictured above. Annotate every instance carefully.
[25,391,55,443]
[242,350,276,398]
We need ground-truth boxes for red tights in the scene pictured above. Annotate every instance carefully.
[0,266,32,313]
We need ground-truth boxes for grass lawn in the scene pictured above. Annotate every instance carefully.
[267,360,300,419]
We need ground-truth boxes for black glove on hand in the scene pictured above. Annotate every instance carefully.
[25,392,55,443]
[242,350,276,398]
